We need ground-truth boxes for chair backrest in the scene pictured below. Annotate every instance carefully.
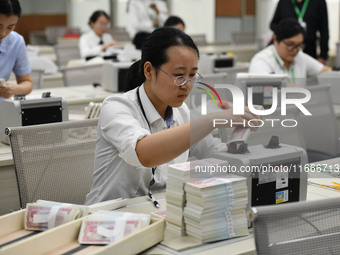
[108,27,131,42]
[231,32,256,45]
[190,34,207,46]
[317,71,340,104]
[54,44,81,67]
[6,119,98,208]
[295,84,340,158]
[214,64,250,81]
[30,69,44,89]
[61,63,103,86]
[252,197,340,255]
[45,26,81,45]
[335,42,340,68]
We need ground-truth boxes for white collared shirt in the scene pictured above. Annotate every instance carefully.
[128,0,169,34]
[78,30,115,58]
[249,44,323,86]
[85,84,225,204]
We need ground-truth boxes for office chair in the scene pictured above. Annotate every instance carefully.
[251,197,340,255]
[30,69,44,89]
[6,119,98,208]
[61,63,103,87]
[296,84,340,162]
[54,44,81,67]
[45,26,81,45]
[231,32,256,45]
[8,69,44,89]
[189,34,207,46]
[317,71,340,104]
[108,27,131,42]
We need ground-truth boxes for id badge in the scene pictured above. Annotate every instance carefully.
[298,18,307,31]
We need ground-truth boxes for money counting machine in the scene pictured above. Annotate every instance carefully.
[198,52,235,75]
[0,93,68,144]
[212,136,308,207]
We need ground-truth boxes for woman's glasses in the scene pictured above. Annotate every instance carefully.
[158,68,203,86]
[282,40,305,52]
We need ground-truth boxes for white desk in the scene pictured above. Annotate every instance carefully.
[199,44,258,63]
[1,157,340,254]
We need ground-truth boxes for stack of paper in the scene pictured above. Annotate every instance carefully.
[165,158,229,236]
[78,211,150,244]
[84,102,102,119]
[25,200,90,231]
[184,176,249,242]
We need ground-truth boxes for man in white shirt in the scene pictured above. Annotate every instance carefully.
[128,0,168,49]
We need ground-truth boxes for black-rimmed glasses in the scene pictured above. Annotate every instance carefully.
[282,40,305,52]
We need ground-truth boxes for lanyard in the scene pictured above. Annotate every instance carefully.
[272,49,296,84]
[136,86,160,208]
[291,0,309,20]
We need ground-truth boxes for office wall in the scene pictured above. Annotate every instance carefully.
[67,0,110,32]
[170,0,215,43]
[21,0,67,14]
[16,0,68,43]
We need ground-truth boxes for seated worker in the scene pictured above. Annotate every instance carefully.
[249,18,331,87]
[164,15,185,31]
[78,10,118,60]
[85,27,260,204]
[0,0,32,100]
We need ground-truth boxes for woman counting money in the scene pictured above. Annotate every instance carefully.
[85,27,261,205]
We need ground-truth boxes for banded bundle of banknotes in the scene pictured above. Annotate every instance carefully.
[25,200,90,231]
[78,211,151,244]
[165,158,229,237]
[184,176,249,242]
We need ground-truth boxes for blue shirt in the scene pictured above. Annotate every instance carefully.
[0,31,31,81]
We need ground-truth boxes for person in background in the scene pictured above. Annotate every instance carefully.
[0,0,32,100]
[270,0,329,64]
[85,27,260,204]
[249,18,331,87]
[78,10,118,60]
[128,0,168,49]
[164,15,185,31]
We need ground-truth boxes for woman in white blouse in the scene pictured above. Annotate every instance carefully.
[78,10,118,59]
[249,18,331,87]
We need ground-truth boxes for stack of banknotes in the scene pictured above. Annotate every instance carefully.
[78,211,151,244]
[25,200,90,231]
[165,158,229,236]
[184,176,249,242]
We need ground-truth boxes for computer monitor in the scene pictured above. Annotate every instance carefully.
[235,73,288,109]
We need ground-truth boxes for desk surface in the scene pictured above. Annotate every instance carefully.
[114,163,340,255]
[30,85,113,106]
